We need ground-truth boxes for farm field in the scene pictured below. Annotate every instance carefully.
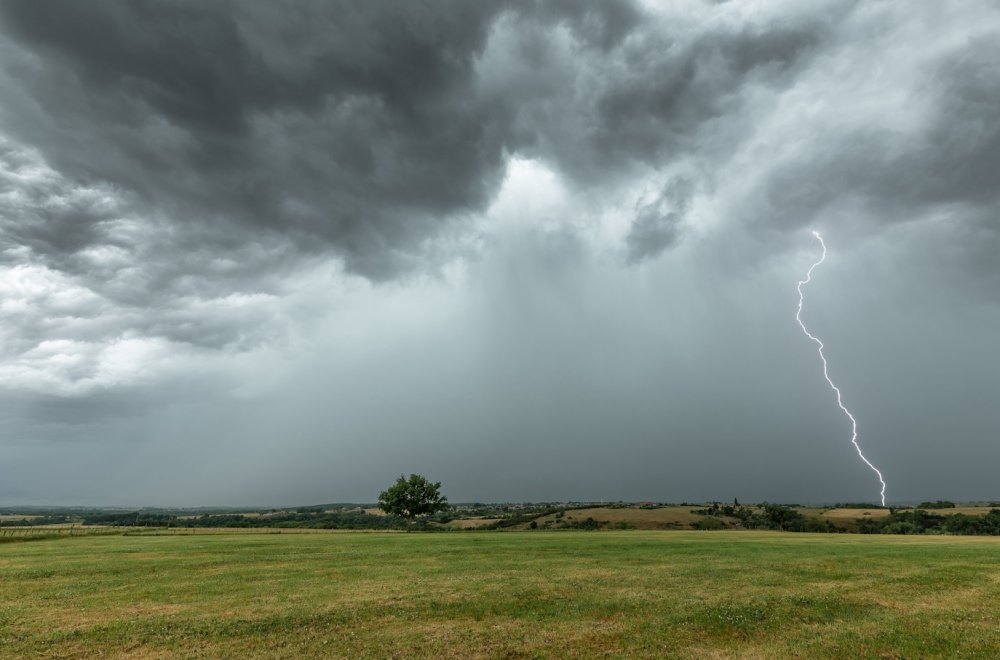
[528,505,706,529]
[2,531,999,658]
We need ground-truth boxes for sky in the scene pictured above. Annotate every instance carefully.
[0,1,998,507]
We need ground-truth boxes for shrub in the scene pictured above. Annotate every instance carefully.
[693,517,726,530]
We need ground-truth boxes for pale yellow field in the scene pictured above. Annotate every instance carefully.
[814,506,995,519]
[939,506,998,516]
[816,508,891,520]
[534,506,706,529]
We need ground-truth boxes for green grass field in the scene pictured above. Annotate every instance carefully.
[2,531,999,658]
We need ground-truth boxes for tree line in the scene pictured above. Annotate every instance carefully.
[78,510,412,530]
[859,508,1000,535]
[690,501,1000,535]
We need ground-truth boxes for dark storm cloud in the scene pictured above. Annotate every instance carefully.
[0,0,847,279]
[585,22,823,162]
[483,4,832,191]
[0,0,648,279]
[0,0,499,277]
[4,1,993,281]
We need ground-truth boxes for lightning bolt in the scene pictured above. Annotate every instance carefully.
[796,231,887,507]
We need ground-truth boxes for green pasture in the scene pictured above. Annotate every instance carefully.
[1,531,998,658]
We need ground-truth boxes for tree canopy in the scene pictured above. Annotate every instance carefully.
[378,474,449,521]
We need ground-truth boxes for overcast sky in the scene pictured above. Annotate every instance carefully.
[1,1,998,507]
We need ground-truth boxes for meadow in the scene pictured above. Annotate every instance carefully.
[2,531,999,658]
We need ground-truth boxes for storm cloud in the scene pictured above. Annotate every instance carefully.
[0,1,998,506]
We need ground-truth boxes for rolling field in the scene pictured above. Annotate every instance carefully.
[461,504,1000,531]
[2,531,999,658]
[530,505,706,529]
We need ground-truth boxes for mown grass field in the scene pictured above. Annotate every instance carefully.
[2,531,999,658]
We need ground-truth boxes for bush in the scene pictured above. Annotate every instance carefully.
[693,517,726,530]
[573,517,601,531]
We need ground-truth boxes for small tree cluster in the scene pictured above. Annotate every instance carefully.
[691,502,837,532]
[917,500,956,509]
[860,508,1000,535]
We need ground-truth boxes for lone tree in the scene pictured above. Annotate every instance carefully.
[378,474,449,523]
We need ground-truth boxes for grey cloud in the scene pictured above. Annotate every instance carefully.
[908,39,1000,208]
[626,178,694,263]
[491,8,833,188]
[523,0,641,51]
[0,141,116,259]
[7,1,991,286]
[0,142,291,357]
[0,0,506,278]
[0,0,841,282]
[752,14,1000,259]
[0,0,646,280]
[2,0,802,388]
